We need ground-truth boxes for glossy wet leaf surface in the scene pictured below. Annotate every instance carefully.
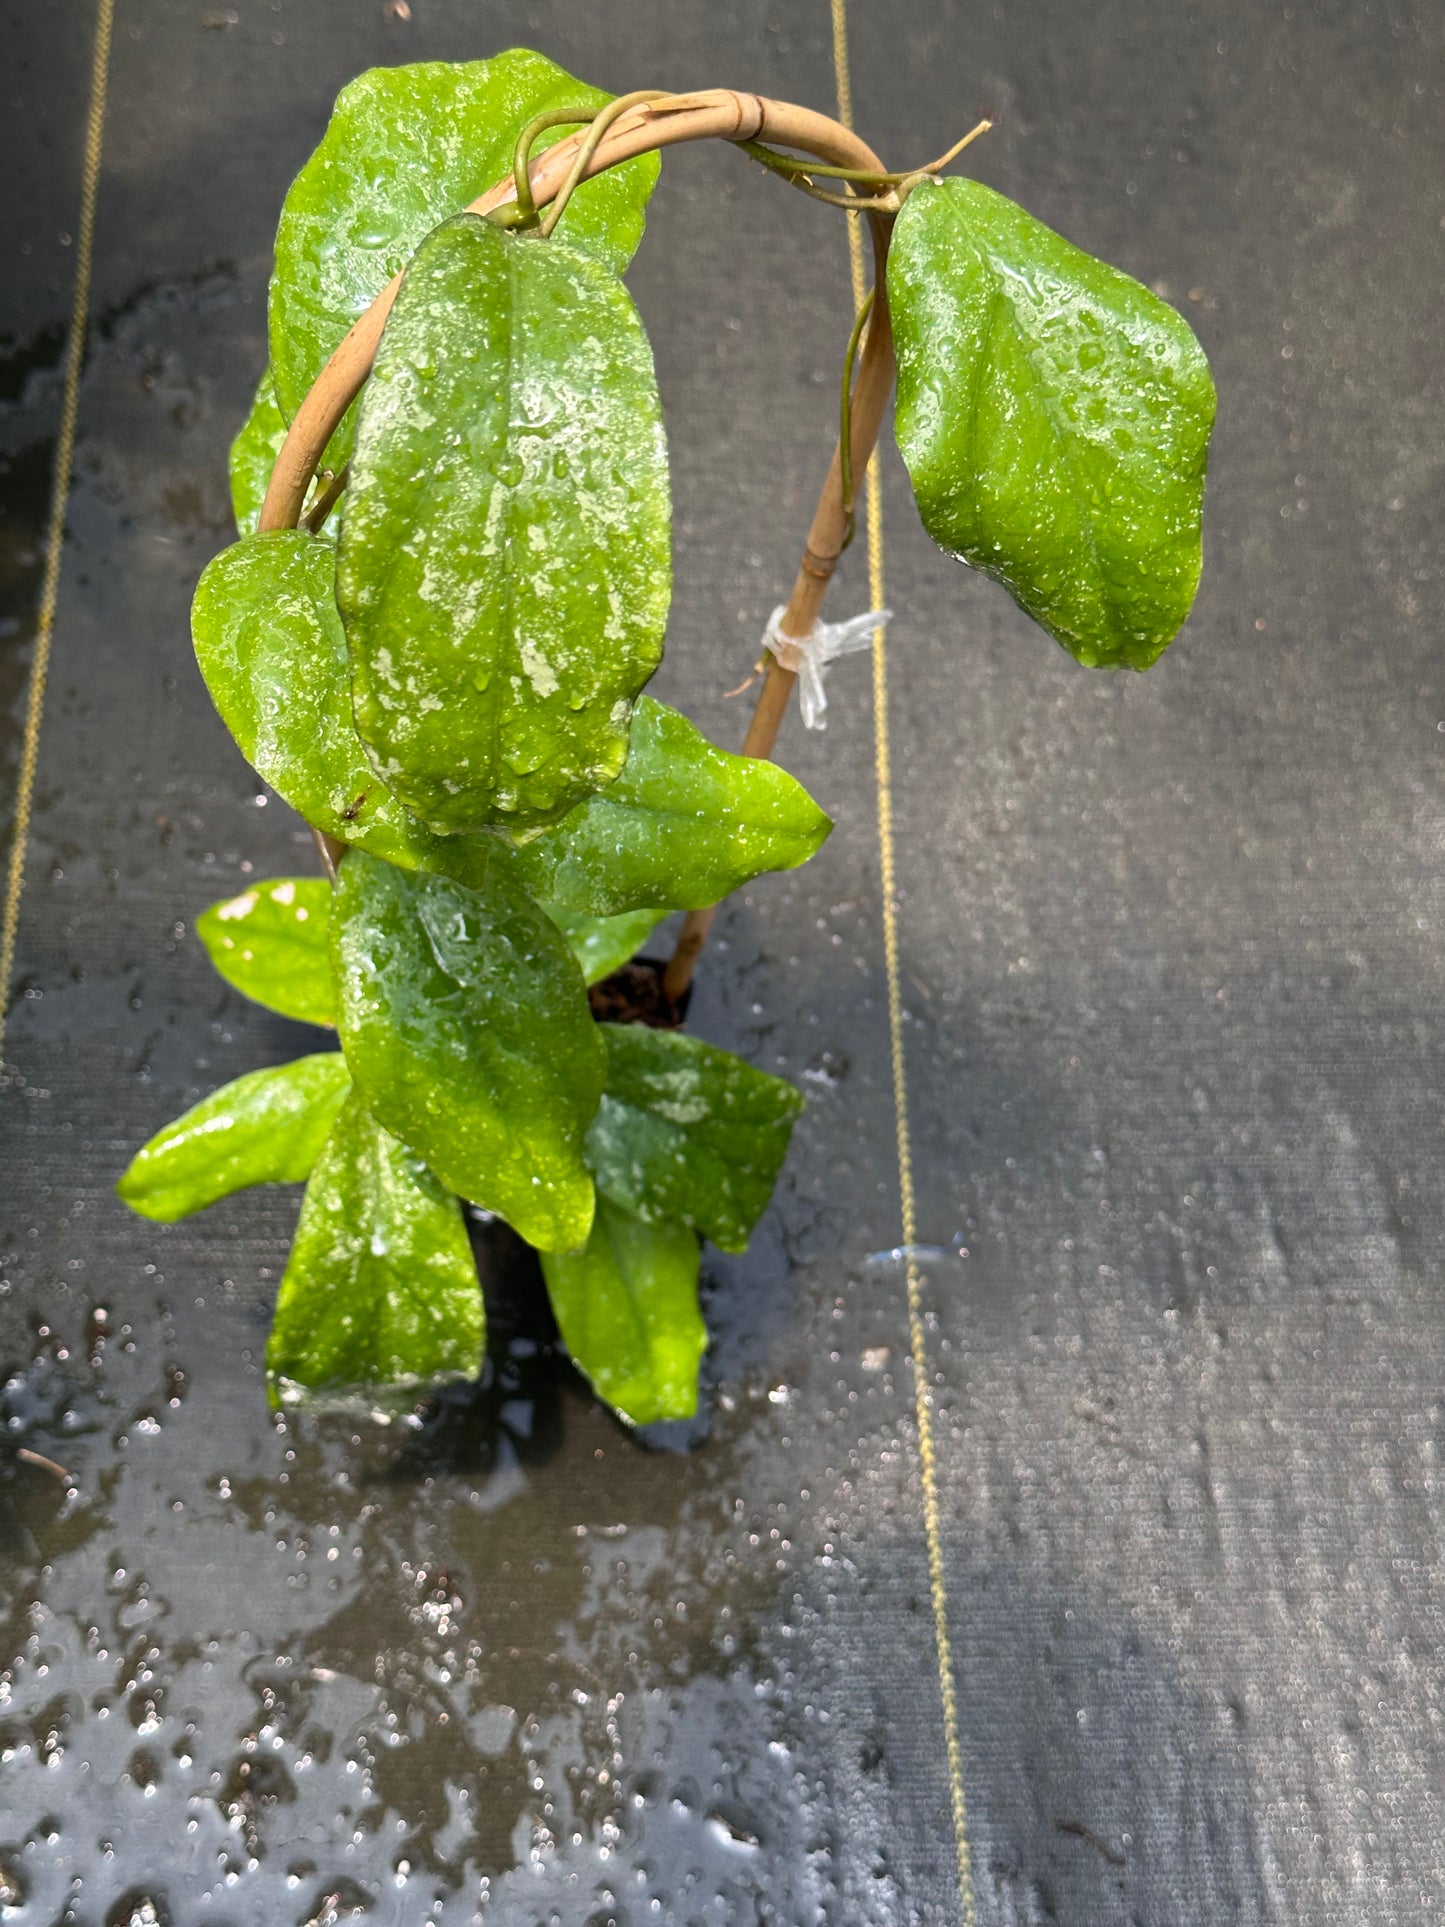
[586,1026,805,1253]
[268,1091,483,1401]
[192,531,499,886]
[512,698,831,915]
[338,215,671,833]
[227,369,289,538]
[197,876,335,1025]
[889,176,1215,669]
[116,1053,352,1222]
[540,1196,704,1426]
[269,50,660,471]
[546,905,665,985]
[331,850,602,1251]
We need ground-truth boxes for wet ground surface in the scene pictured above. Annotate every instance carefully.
[2,1,1442,1921]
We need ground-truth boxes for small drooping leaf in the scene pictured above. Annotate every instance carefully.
[268,1092,483,1400]
[198,877,334,1025]
[511,698,832,916]
[547,905,665,986]
[338,214,671,833]
[540,1196,704,1426]
[117,1053,351,1223]
[270,51,661,472]
[192,531,500,887]
[331,850,603,1252]
[889,177,1215,670]
[586,1026,804,1253]
[228,370,290,538]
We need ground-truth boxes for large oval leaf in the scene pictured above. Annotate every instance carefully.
[331,850,602,1252]
[511,698,831,916]
[889,177,1215,670]
[269,51,661,471]
[192,531,496,887]
[586,1026,804,1254]
[197,877,334,1025]
[117,1053,351,1223]
[268,1092,483,1402]
[540,1197,704,1427]
[337,214,671,833]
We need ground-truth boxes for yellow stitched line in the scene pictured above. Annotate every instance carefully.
[829,6,978,1920]
[0,0,114,1070]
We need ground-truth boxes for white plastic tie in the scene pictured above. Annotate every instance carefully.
[761,603,893,729]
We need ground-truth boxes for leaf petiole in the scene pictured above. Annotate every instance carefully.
[838,284,876,552]
[509,102,602,230]
[539,91,673,238]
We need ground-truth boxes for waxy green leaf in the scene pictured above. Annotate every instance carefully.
[338,214,671,833]
[331,850,603,1251]
[229,370,290,539]
[547,906,665,986]
[192,531,499,887]
[198,877,334,1025]
[586,1026,804,1253]
[889,177,1215,670]
[540,1196,704,1426]
[270,51,660,472]
[511,698,832,916]
[268,1092,483,1399]
[117,1053,351,1223]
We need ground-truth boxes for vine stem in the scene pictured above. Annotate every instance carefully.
[257,89,899,995]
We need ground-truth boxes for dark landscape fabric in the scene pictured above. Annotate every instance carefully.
[2,2,1441,1921]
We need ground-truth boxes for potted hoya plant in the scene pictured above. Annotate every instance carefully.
[117,51,1215,1428]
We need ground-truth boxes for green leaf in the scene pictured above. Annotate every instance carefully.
[268,1092,483,1400]
[511,698,832,916]
[547,905,665,986]
[192,531,501,887]
[228,370,290,539]
[540,1196,704,1426]
[331,850,603,1252]
[888,177,1215,670]
[586,1026,804,1254]
[270,51,660,472]
[337,213,671,834]
[117,1053,351,1222]
[197,877,335,1025]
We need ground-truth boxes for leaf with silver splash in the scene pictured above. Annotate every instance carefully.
[192,531,499,888]
[586,1025,804,1254]
[268,1091,483,1400]
[331,851,603,1253]
[337,213,671,833]
[511,698,831,916]
[269,50,661,472]
[889,177,1215,669]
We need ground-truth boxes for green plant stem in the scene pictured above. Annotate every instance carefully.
[738,138,897,185]
[509,103,602,229]
[838,285,876,550]
[739,152,901,214]
[738,115,995,211]
[540,91,673,237]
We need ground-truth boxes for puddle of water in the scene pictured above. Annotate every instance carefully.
[0,1208,857,1920]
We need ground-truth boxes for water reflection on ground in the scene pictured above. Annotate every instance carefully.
[0,1219,862,1923]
